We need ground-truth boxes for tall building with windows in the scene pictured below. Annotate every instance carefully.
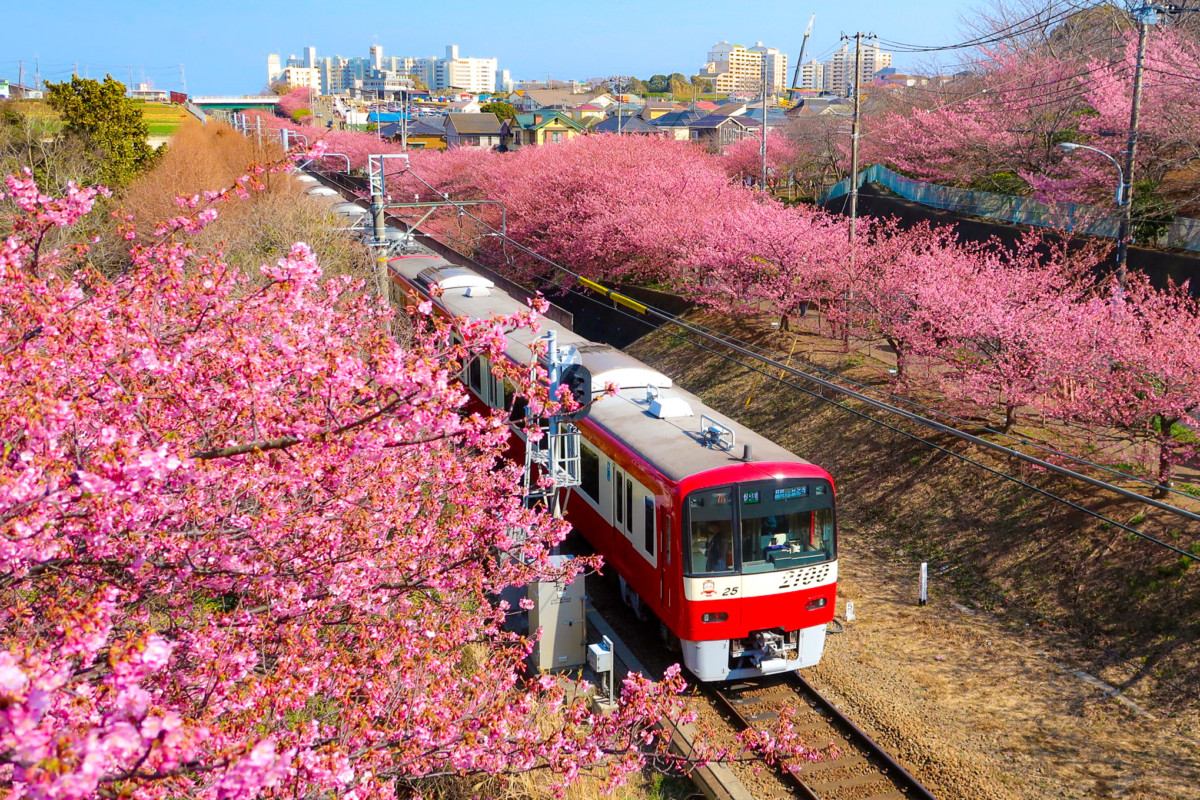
[798,59,824,92]
[267,43,499,96]
[699,41,788,95]
[822,41,891,95]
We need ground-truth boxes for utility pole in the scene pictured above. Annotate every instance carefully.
[18,61,23,89]
[760,57,768,190]
[1116,8,1155,285]
[844,32,870,244]
[180,64,186,94]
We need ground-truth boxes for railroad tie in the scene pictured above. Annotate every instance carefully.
[809,773,892,793]
[857,791,909,800]
[791,754,867,775]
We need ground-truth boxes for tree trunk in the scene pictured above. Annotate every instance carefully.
[1154,415,1179,499]
[1002,404,1019,434]
[887,336,905,380]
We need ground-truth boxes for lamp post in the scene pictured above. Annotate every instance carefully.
[1058,142,1128,282]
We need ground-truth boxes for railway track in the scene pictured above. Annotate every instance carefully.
[304,167,937,800]
[705,673,939,800]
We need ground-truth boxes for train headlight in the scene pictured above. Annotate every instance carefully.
[701,612,728,623]
[806,597,828,611]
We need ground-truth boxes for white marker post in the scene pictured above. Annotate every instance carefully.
[845,601,856,622]
[919,562,928,606]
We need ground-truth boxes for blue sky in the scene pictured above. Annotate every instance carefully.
[0,0,986,95]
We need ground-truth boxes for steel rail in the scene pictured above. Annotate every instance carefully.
[789,673,939,800]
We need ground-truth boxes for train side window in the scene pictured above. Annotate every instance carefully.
[467,357,483,395]
[615,468,624,527]
[624,478,633,535]
[643,497,654,556]
[579,444,600,503]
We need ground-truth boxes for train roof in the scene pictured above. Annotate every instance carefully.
[388,256,815,484]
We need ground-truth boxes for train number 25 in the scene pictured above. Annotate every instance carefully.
[721,587,739,597]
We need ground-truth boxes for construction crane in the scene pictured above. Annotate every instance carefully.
[788,14,816,93]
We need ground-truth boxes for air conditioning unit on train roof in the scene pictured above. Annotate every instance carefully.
[648,394,693,419]
[416,266,494,294]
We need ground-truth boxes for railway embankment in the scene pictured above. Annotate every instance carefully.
[623,308,1200,800]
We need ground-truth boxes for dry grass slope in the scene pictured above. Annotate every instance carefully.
[627,310,1200,712]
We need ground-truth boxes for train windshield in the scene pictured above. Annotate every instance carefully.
[738,480,835,573]
[684,479,835,575]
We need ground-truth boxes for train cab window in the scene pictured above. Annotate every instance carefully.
[579,445,600,503]
[739,480,836,573]
[684,488,735,576]
[643,497,655,556]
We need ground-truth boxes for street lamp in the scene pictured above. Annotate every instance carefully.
[1058,141,1129,283]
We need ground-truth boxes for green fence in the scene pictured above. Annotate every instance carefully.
[819,165,1200,252]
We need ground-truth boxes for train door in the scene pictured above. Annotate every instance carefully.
[658,506,673,615]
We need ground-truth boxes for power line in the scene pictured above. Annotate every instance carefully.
[388,166,1200,561]
[875,0,1099,53]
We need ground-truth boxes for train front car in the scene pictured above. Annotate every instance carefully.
[676,464,837,682]
[569,355,839,683]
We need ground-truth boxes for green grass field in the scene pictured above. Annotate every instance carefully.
[7,100,190,137]
[135,102,191,136]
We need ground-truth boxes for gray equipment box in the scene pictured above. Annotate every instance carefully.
[529,555,587,671]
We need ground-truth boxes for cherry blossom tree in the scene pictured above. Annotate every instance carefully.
[920,234,1105,431]
[276,88,313,123]
[720,131,800,184]
[681,199,851,330]
[0,168,834,800]
[1045,275,1200,492]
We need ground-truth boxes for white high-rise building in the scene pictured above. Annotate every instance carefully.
[699,41,788,95]
[267,54,282,85]
[798,59,824,92]
[268,42,502,97]
[823,41,891,95]
[433,44,497,93]
[748,42,787,92]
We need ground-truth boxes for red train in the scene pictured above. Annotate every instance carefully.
[388,255,838,681]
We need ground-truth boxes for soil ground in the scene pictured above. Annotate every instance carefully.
[620,308,1200,800]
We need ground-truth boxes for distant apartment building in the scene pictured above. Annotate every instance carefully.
[797,59,824,92]
[823,41,891,94]
[435,45,497,93]
[700,41,788,94]
[268,43,498,96]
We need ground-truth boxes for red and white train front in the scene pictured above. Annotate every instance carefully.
[672,467,836,681]
[385,254,838,682]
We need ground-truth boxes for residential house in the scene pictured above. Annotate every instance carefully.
[648,110,703,141]
[571,103,607,123]
[685,113,756,149]
[514,88,599,111]
[639,100,681,121]
[379,120,448,150]
[590,115,662,135]
[445,112,502,148]
[446,97,483,114]
[499,110,585,149]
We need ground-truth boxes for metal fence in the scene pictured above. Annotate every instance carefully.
[818,165,1200,252]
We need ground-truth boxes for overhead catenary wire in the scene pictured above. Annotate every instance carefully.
[321,163,1200,703]
[390,167,1200,562]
